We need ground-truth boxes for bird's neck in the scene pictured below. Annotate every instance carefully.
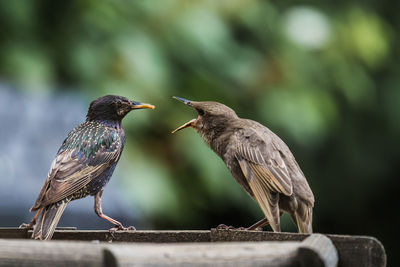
[198,120,233,157]
[89,119,122,130]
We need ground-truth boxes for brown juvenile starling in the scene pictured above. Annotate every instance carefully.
[21,95,155,240]
[172,97,314,233]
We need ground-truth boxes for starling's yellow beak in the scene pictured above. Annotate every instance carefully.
[171,119,197,133]
[130,101,155,110]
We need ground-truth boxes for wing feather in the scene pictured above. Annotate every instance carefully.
[236,134,293,196]
[234,129,294,231]
[236,156,281,232]
[31,124,122,210]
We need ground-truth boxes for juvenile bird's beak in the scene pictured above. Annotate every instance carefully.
[130,101,155,110]
[172,119,196,133]
[172,96,197,133]
[173,96,192,106]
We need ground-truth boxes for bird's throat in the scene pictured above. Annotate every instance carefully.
[94,119,122,130]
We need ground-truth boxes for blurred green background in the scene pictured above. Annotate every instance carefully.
[0,0,398,265]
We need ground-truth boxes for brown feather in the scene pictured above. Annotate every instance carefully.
[236,135,293,196]
[32,198,70,240]
[236,157,281,232]
[31,140,121,210]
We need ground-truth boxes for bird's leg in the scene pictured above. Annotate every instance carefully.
[246,217,269,231]
[19,208,42,229]
[94,190,135,233]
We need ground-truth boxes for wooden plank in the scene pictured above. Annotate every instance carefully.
[210,228,307,242]
[51,230,211,243]
[325,234,386,267]
[0,228,386,267]
[103,234,338,267]
[0,228,29,239]
[0,239,103,267]
[103,241,301,267]
[210,229,386,267]
[0,228,210,242]
[0,227,77,239]
[298,234,338,267]
[1,238,333,267]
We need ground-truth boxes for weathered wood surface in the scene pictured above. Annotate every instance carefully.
[0,228,210,242]
[104,242,300,267]
[210,229,386,267]
[0,235,335,267]
[0,228,386,267]
[104,234,337,267]
[0,239,103,267]
[297,234,338,267]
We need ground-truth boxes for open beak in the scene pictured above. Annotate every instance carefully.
[130,101,155,110]
[171,96,196,134]
[171,118,196,133]
[173,96,192,106]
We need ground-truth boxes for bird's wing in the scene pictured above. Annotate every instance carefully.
[31,126,122,209]
[234,129,293,231]
[235,130,293,196]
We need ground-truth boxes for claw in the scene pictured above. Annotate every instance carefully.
[216,224,231,230]
[216,224,251,231]
[19,223,33,229]
[109,224,136,233]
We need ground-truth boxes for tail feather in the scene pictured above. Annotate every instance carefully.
[32,199,70,240]
[292,202,313,234]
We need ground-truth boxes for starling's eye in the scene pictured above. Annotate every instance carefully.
[197,109,205,116]
[115,99,123,107]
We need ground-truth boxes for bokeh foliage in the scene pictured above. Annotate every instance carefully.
[0,0,399,264]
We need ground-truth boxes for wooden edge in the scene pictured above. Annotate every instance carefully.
[0,228,30,239]
[50,229,211,243]
[297,234,338,267]
[210,229,386,267]
[210,228,308,242]
[325,234,386,267]
[102,241,301,266]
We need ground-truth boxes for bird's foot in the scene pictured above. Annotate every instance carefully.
[216,224,247,231]
[216,224,263,231]
[108,225,135,240]
[19,223,34,229]
[216,223,231,230]
[108,224,136,235]
[246,226,263,231]
[19,216,38,229]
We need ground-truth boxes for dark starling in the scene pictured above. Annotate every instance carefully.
[20,95,155,240]
[172,97,314,233]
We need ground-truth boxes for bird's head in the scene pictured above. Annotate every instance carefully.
[172,97,238,135]
[86,95,155,122]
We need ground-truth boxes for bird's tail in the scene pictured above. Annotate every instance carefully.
[32,199,70,240]
[292,202,313,234]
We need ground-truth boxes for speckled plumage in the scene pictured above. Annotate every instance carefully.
[59,120,124,199]
[23,95,154,240]
[62,121,122,159]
